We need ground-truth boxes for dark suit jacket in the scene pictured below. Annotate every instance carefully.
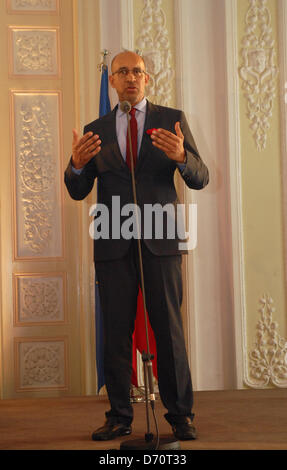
[64,101,209,261]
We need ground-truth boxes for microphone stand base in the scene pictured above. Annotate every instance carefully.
[120,436,180,450]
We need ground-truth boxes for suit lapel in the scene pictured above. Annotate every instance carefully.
[102,106,128,172]
[103,101,161,175]
[136,100,160,175]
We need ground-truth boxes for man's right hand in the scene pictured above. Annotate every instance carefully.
[72,129,102,169]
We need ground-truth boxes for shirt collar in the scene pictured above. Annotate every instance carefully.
[117,97,147,117]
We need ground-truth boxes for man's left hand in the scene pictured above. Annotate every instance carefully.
[150,122,185,163]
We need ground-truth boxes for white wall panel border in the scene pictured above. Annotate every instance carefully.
[121,0,134,51]
[279,0,287,312]
[8,26,61,78]
[224,0,245,388]
[7,0,59,14]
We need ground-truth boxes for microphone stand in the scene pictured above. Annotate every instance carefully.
[119,102,180,451]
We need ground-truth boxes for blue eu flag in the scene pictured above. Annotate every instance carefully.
[99,65,111,117]
[95,65,111,392]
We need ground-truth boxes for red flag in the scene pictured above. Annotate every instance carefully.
[131,286,158,386]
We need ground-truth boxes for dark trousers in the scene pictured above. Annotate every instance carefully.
[95,240,194,425]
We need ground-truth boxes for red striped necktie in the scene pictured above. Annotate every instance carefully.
[126,107,137,171]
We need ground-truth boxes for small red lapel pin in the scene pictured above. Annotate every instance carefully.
[146,128,158,135]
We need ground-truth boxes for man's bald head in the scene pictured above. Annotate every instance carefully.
[111,51,146,73]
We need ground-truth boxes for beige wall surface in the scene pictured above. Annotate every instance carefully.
[237,0,287,388]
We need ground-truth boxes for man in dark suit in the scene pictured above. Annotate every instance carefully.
[64,51,209,441]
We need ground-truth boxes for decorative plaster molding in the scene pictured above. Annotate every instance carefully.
[247,294,287,388]
[15,337,68,391]
[9,27,61,78]
[239,0,278,151]
[14,273,66,326]
[136,0,174,106]
[7,0,59,13]
[11,91,63,259]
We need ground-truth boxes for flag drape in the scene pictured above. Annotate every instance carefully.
[131,287,158,386]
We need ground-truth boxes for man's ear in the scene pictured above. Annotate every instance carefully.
[109,75,115,89]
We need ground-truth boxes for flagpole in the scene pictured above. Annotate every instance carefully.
[95,50,111,394]
[97,49,109,72]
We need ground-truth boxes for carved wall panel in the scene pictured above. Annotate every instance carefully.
[247,294,287,388]
[9,27,61,78]
[14,273,66,326]
[239,0,278,151]
[11,91,63,259]
[7,0,59,14]
[15,337,68,391]
[136,0,174,106]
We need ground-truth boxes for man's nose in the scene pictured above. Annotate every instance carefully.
[126,70,136,79]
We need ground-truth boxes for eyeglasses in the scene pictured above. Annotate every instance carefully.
[112,67,147,78]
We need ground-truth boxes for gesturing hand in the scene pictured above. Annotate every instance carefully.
[72,129,102,169]
[150,122,185,163]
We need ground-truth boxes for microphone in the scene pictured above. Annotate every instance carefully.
[120,100,132,113]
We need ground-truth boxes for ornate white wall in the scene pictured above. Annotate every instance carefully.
[95,0,287,392]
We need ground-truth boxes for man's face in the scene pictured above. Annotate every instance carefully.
[109,52,149,105]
